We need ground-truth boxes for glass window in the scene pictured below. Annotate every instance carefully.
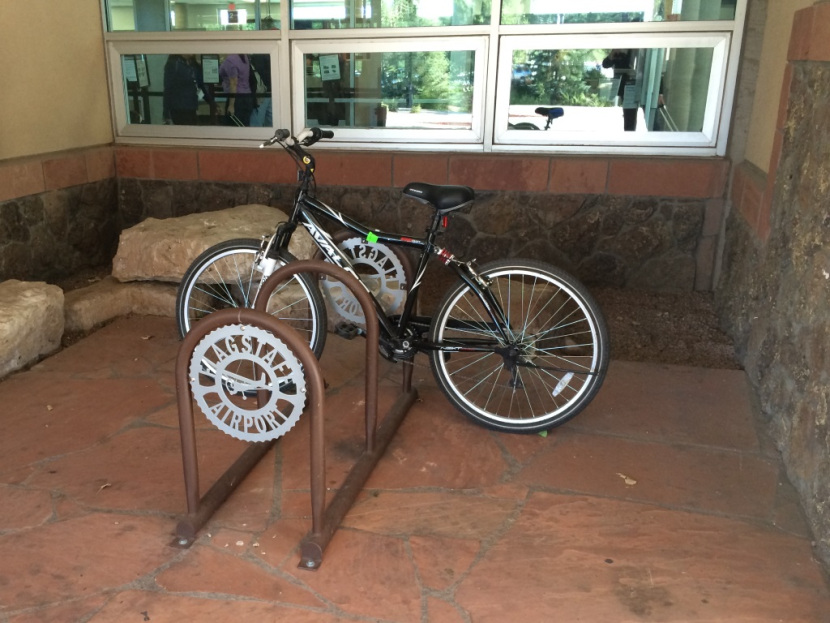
[500,0,736,25]
[104,0,746,155]
[301,50,475,129]
[108,0,281,32]
[110,43,279,138]
[290,0,489,29]
[293,38,486,142]
[119,52,274,128]
[495,34,728,148]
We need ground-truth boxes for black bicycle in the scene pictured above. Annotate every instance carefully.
[176,127,609,433]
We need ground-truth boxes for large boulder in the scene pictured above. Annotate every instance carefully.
[0,280,64,378]
[112,204,314,283]
[64,278,177,333]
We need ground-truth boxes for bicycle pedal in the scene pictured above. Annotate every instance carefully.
[335,323,361,340]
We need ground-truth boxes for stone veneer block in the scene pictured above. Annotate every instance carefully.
[314,152,394,187]
[776,63,793,132]
[787,7,812,61]
[449,156,549,191]
[115,147,153,179]
[608,159,722,198]
[732,161,766,222]
[85,147,116,182]
[64,278,178,333]
[0,160,45,203]
[550,158,609,194]
[0,280,64,378]
[198,149,288,184]
[42,154,87,191]
[806,3,830,62]
[64,278,133,333]
[152,149,199,181]
[392,154,449,187]
[111,204,314,283]
[788,4,830,62]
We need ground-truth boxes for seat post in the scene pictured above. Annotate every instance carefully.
[426,209,444,238]
[413,210,445,277]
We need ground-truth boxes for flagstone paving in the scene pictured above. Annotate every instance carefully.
[0,315,828,622]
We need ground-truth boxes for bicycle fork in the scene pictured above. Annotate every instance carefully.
[248,232,283,307]
[448,257,514,343]
[466,265,526,389]
[441,256,528,388]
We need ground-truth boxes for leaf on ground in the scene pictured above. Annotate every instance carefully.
[616,472,637,486]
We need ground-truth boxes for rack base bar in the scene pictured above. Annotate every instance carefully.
[175,438,277,547]
[299,387,419,570]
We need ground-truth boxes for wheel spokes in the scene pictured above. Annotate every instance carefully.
[436,268,604,427]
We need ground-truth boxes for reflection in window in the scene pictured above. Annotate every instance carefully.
[507,46,713,134]
[291,0,489,29]
[302,50,475,129]
[122,53,274,128]
[501,0,736,25]
[108,0,281,32]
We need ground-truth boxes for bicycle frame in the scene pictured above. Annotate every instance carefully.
[178,128,609,433]
[265,180,513,355]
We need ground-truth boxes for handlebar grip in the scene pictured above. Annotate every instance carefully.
[259,128,291,148]
[299,127,335,147]
[308,127,334,143]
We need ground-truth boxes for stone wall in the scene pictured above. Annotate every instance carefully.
[117,177,715,292]
[0,180,119,283]
[716,60,830,567]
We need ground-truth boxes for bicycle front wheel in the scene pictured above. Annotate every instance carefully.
[175,238,327,358]
[428,259,609,433]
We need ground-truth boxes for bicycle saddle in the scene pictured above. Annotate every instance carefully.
[403,182,475,214]
[535,106,564,121]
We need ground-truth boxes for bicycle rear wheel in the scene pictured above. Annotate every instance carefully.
[428,259,609,433]
[175,238,327,358]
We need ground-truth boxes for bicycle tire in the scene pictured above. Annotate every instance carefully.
[428,259,609,433]
[175,238,327,358]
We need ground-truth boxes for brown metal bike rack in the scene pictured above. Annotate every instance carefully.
[173,307,325,547]
[174,259,418,571]
[256,260,417,569]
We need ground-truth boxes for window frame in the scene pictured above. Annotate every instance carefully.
[101,0,746,157]
[107,37,281,142]
[291,37,488,145]
[494,32,731,153]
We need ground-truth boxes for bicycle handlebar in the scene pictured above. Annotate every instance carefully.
[259,129,290,148]
[259,127,334,149]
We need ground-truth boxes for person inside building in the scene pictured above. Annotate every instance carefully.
[602,49,638,132]
[250,54,272,127]
[219,53,255,126]
[162,54,208,125]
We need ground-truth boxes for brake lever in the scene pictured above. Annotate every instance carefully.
[298,127,335,146]
[259,128,291,148]
[295,128,314,145]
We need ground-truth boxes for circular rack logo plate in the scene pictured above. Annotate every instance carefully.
[321,238,407,326]
[189,324,307,442]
